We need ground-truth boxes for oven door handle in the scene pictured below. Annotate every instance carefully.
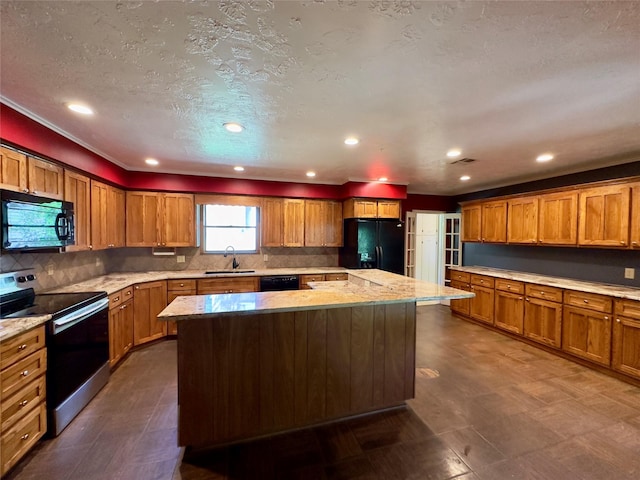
[52,297,109,334]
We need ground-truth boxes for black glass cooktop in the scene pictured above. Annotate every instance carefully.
[0,290,107,319]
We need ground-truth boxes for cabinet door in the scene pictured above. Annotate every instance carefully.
[562,305,612,366]
[90,180,109,250]
[612,315,640,379]
[495,290,524,334]
[449,280,470,316]
[524,297,562,348]
[481,201,507,243]
[64,170,91,251]
[538,190,578,245]
[0,146,27,192]
[126,191,161,247]
[325,201,343,247]
[354,200,378,218]
[377,201,400,219]
[578,184,630,247]
[107,186,126,248]
[133,281,168,346]
[283,199,305,247]
[108,307,122,367]
[304,200,324,247]
[262,198,284,247]
[120,299,134,357]
[507,197,538,244]
[469,284,494,325]
[162,193,195,246]
[461,204,482,242]
[26,157,64,199]
[631,182,640,249]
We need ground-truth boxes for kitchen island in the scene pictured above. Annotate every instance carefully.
[158,269,473,450]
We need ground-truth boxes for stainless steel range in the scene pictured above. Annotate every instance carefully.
[0,269,110,436]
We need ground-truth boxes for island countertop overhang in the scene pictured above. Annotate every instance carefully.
[158,269,474,321]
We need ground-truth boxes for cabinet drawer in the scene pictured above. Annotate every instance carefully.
[615,299,640,320]
[197,277,259,294]
[1,375,45,432]
[1,349,47,401]
[563,290,612,313]
[450,271,470,283]
[0,326,46,371]
[1,402,46,475]
[495,279,524,294]
[168,279,197,291]
[109,289,125,309]
[325,273,348,281]
[525,284,563,303]
[470,274,495,288]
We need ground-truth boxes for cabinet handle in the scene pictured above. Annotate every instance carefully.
[126,291,131,295]
[32,191,38,195]
[19,400,28,407]
[121,304,127,310]
[540,291,545,295]
[23,188,29,193]
[21,434,29,441]
[620,241,626,244]
[113,296,120,302]
[21,370,29,377]
[135,286,140,290]
[525,298,530,302]
[583,299,589,304]
[616,318,621,323]
[18,344,27,351]
[632,241,638,246]
[604,316,609,320]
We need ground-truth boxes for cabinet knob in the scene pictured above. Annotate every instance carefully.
[180,283,184,287]
[19,400,28,407]
[21,434,29,441]
[126,291,131,295]
[113,296,120,302]
[18,344,27,351]
[32,191,38,195]
[23,188,29,193]
[540,291,545,295]
[620,241,626,244]
[89,245,93,249]
[525,298,530,302]
[616,318,621,323]
[632,241,638,246]
[604,316,609,320]
[519,296,523,300]
[135,286,140,290]
[507,285,511,289]
[21,370,29,377]
[583,299,589,304]
[121,304,127,310]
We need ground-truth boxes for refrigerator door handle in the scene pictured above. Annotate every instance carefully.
[378,245,383,269]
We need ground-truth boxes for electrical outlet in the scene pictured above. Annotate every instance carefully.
[624,268,635,280]
[263,254,268,262]
[177,255,186,263]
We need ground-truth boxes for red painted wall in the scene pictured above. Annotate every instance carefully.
[1,103,416,200]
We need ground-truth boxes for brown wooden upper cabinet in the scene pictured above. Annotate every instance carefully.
[64,170,91,251]
[461,204,482,242]
[507,196,538,244]
[304,200,343,247]
[0,147,63,199]
[481,200,507,243]
[126,191,195,247]
[343,198,401,219]
[578,184,630,248]
[91,180,126,250]
[538,190,578,245]
[261,198,305,247]
[283,199,305,247]
[631,182,640,249]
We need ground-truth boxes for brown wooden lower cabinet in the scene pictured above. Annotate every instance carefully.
[197,277,259,295]
[108,298,134,367]
[562,305,612,366]
[494,290,524,334]
[177,302,416,448]
[523,297,562,348]
[133,281,168,346]
[612,299,640,378]
[449,280,470,316]
[469,284,494,325]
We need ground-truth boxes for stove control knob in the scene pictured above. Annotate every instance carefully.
[17,276,26,283]
[26,274,36,281]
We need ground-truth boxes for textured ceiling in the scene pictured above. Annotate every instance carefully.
[1,1,639,195]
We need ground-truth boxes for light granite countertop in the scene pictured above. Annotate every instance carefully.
[450,266,640,301]
[157,270,474,320]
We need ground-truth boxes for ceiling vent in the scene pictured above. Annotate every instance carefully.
[450,157,477,165]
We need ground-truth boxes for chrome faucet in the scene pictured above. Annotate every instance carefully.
[223,245,240,269]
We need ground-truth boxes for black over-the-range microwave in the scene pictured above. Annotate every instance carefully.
[1,189,75,252]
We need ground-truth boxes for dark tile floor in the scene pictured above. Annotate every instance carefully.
[6,305,640,480]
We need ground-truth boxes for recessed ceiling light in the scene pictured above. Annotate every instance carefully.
[234,166,245,172]
[67,103,93,115]
[536,153,554,162]
[224,122,244,133]
[145,158,159,166]
[447,149,462,158]
[344,137,359,146]
[378,177,388,182]
[306,171,316,177]
[460,175,471,181]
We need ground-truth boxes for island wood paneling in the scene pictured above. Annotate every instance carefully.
[177,302,416,448]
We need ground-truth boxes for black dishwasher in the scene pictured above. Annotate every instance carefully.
[260,275,300,291]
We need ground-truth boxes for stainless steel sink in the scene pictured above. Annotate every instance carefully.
[205,270,255,274]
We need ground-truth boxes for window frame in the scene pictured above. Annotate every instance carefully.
[201,203,260,254]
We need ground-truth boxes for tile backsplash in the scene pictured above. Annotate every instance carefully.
[0,247,339,291]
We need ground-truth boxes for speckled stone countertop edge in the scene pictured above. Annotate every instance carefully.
[450,266,640,301]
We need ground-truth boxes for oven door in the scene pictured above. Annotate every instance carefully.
[46,298,110,435]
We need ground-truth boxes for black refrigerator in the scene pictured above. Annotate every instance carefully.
[339,218,405,274]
